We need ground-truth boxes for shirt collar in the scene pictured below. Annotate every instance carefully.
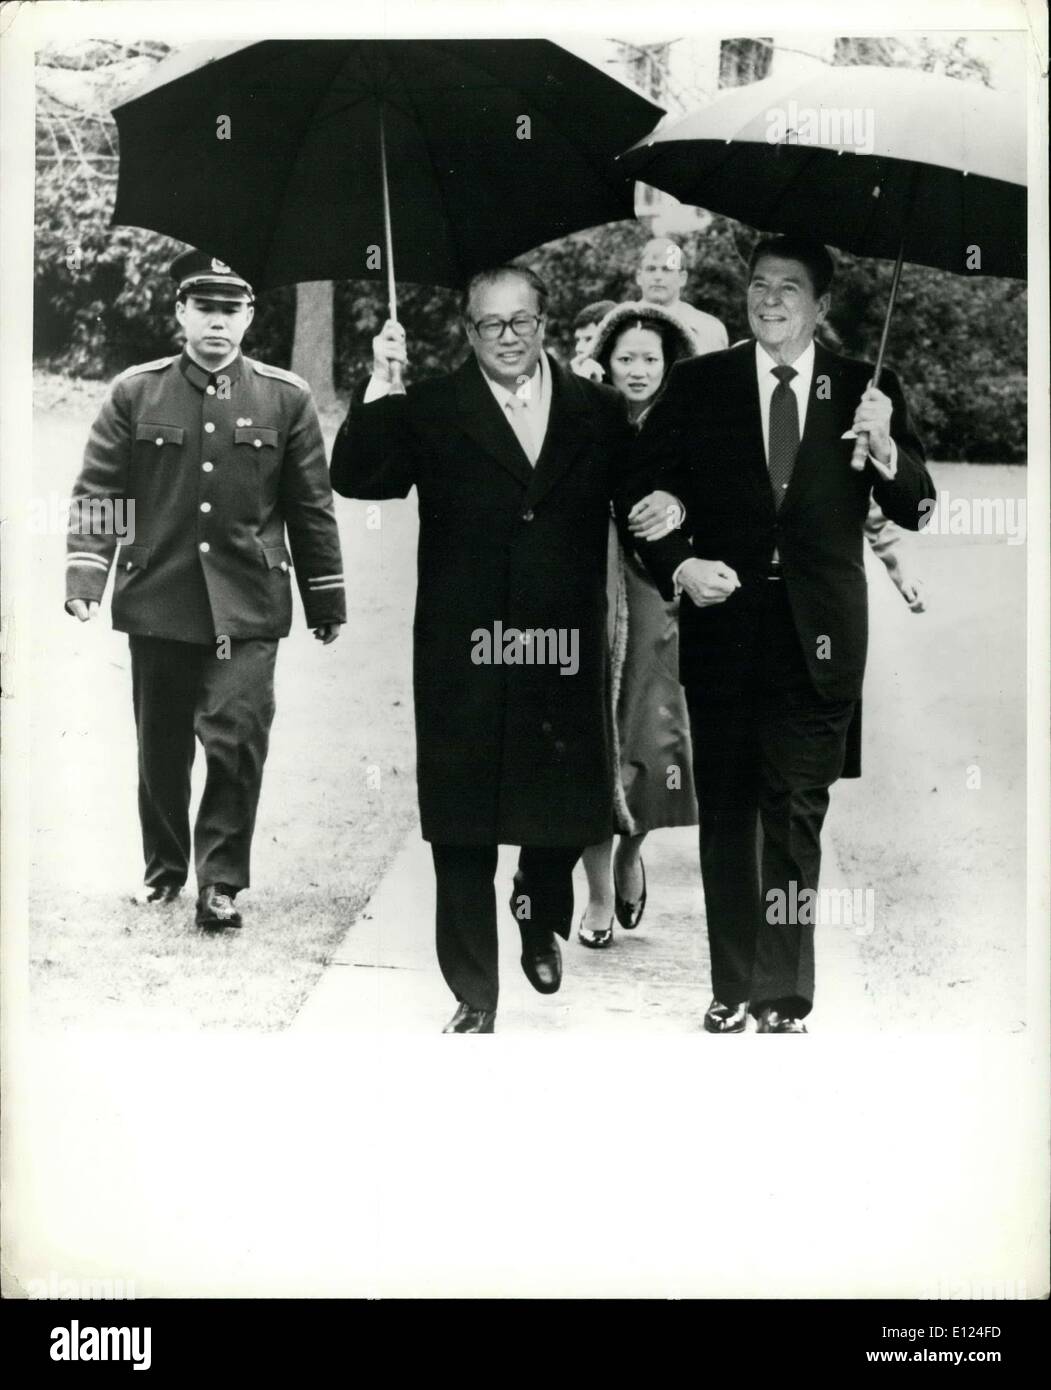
[755,338,815,386]
[179,348,244,393]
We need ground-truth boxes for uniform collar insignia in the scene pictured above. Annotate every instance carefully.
[179,349,244,392]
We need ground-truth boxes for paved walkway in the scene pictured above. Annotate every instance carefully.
[293,813,875,1035]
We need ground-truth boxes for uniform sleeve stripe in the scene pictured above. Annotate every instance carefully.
[67,554,110,568]
[308,580,345,590]
[307,573,343,584]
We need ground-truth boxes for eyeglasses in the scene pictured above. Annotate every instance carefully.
[470,314,543,342]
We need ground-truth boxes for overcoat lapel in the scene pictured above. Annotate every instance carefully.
[525,359,594,510]
[728,341,769,490]
[453,356,534,488]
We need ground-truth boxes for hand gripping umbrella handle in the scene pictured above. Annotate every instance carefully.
[851,228,908,470]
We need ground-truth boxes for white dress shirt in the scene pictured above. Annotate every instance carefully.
[365,350,553,465]
[756,338,815,463]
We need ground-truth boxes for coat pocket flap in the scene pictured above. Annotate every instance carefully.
[119,544,151,571]
[135,423,185,446]
[263,545,292,572]
[235,426,280,449]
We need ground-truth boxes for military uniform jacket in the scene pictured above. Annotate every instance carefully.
[66,351,346,641]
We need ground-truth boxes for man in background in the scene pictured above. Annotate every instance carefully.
[569,299,617,379]
[635,235,728,356]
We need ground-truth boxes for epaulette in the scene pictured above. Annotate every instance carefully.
[116,355,177,381]
[248,358,309,390]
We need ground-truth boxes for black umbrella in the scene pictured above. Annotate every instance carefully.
[620,65,1027,465]
[112,38,662,307]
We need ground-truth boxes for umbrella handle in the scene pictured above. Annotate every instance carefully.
[379,104,406,396]
[850,233,907,471]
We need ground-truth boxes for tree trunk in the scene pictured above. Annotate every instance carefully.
[291,281,336,412]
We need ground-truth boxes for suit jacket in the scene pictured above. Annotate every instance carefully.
[330,353,638,847]
[66,350,346,641]
[624,339,936,703]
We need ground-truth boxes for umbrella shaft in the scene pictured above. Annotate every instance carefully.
[872,238,906,385]
[379,106,398,323]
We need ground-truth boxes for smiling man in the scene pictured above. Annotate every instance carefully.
[330,265,650,1033]
[65,249,345,931]
[622,234,936,1034]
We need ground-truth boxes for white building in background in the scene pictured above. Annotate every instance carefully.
[567,33,838,234]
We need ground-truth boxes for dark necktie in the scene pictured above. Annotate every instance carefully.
[768,364,800,509]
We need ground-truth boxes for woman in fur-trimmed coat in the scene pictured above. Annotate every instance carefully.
[575,302,704,947]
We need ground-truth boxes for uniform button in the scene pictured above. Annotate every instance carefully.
[204,422,215,434]
[199,542,210,553]
[280,562,289,573]
[206,385,216,395]
[253,438,262,449]
[200,502,212,513]
[155,437,164,446]
[202,461,214,472]
[522,509,534,522]
[126,562,133,571]
[236,417,246,427]
[541,720,552,734]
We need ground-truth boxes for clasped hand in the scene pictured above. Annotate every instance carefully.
[676,557,741,608]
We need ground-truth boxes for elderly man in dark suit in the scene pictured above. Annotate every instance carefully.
[330,265,645,1033]
[626,235,936,1034]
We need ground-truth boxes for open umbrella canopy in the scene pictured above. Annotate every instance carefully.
[112,38,663,291]
[620,65,1026,279]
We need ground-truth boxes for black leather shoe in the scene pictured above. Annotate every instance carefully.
[578,913,613,949]
[442,1002,496,1034]
[519,924,562,993]
[614,857,647,929]
[195,884,243,930]
[756,1006,808,1034]
[130,883,182,906]
[703,998,749,1033]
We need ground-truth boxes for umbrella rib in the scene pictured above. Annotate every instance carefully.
[255,63,385,286]
[392,74,469,281]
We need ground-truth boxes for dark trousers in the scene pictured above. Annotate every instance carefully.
[685,582,855,1017]
[431,843,582,1011]
[129,635,278,892]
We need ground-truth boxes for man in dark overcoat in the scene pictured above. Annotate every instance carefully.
[66,250,346,930]
[330,265,649,1032]
[623,235,936,1034]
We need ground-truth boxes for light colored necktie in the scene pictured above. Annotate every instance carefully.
[505,392,538,465]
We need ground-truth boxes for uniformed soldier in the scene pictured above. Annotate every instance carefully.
[66,249,346,930]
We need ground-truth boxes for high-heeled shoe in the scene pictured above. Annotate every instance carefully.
[577,913,614,948]
[614,857,646,930]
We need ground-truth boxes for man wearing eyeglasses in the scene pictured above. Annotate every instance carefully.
[331,265,667,1033]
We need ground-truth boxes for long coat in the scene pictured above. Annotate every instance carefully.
[331,354,637,847]
[627,340,935,705]
[66,351,346,641]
